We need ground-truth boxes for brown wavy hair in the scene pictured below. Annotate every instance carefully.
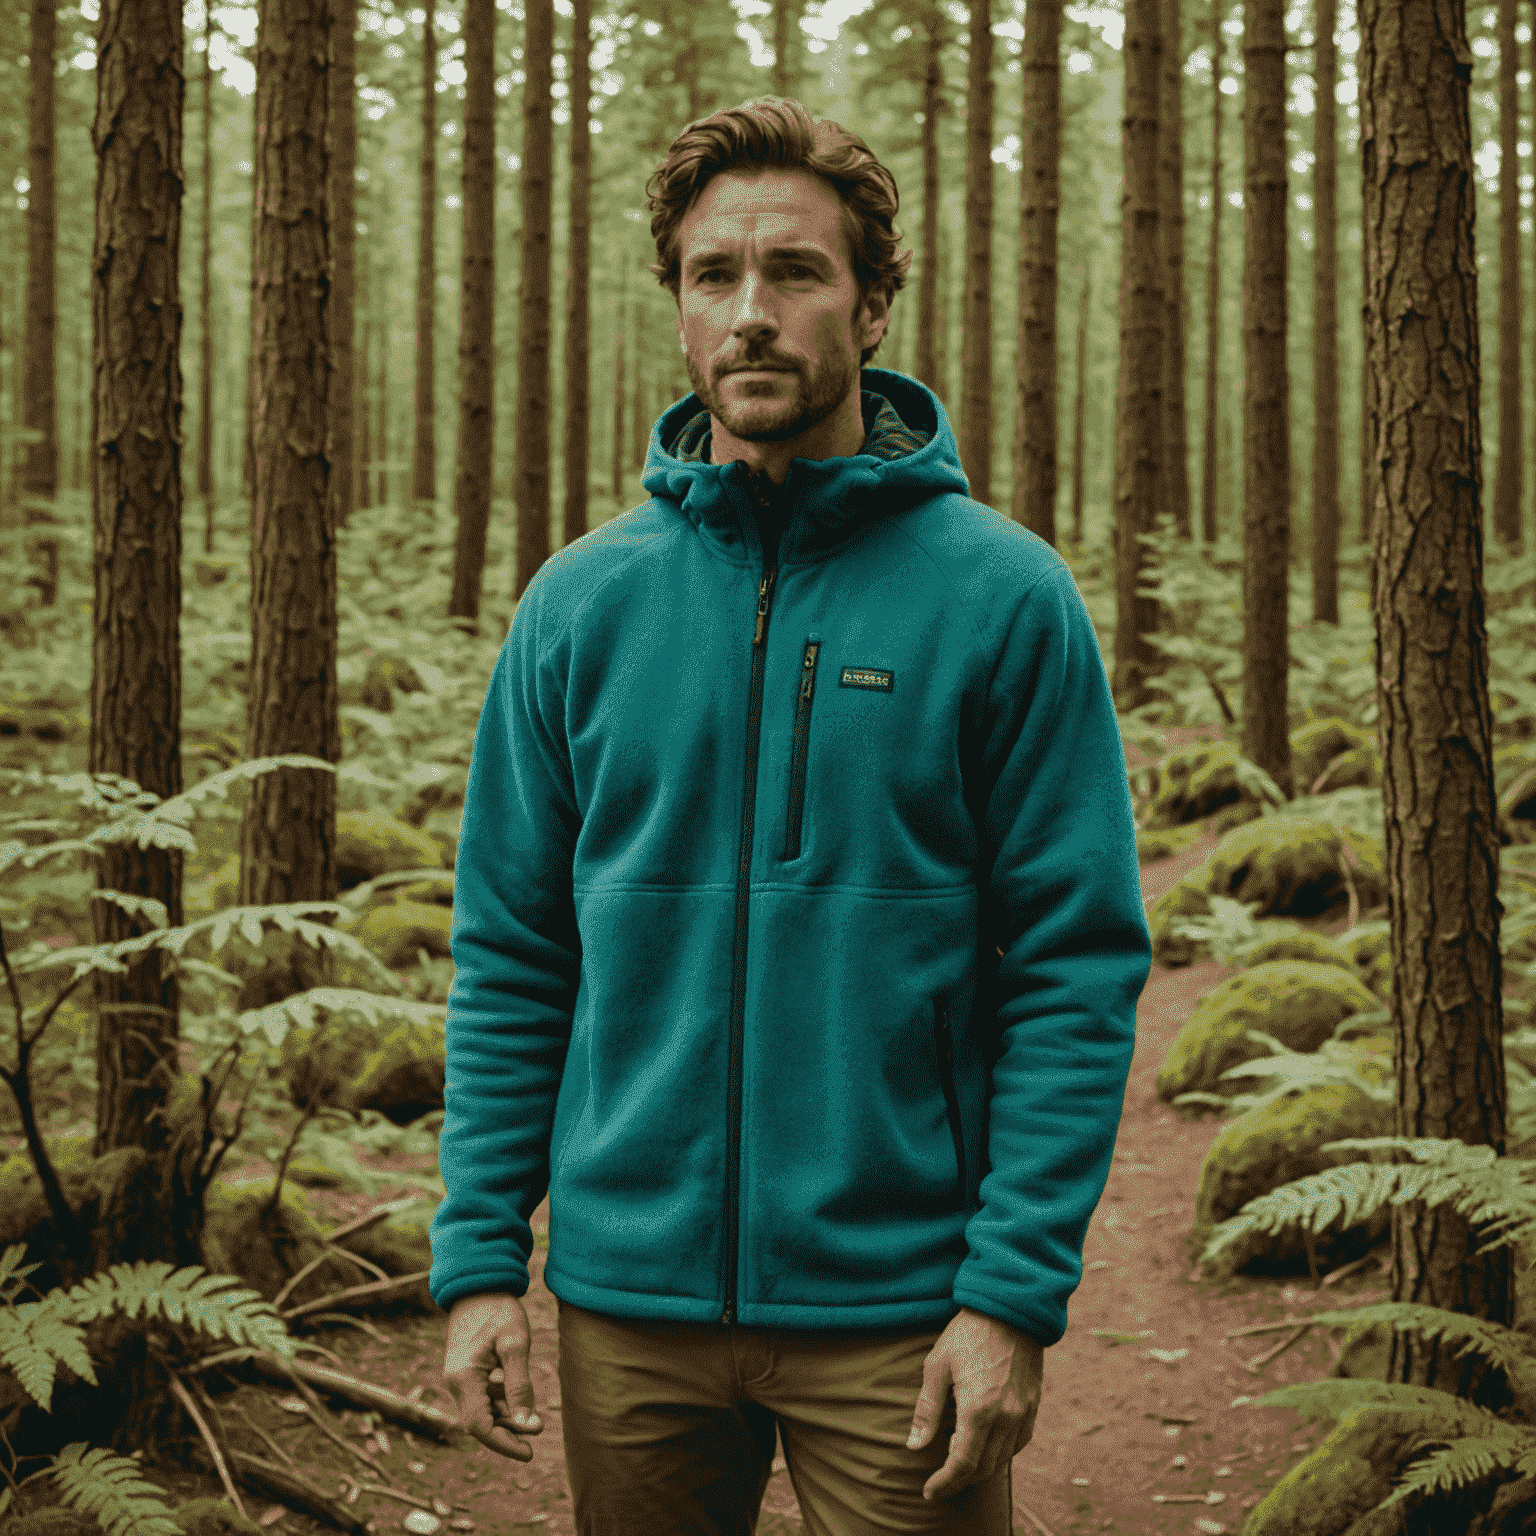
[645,97,913,366]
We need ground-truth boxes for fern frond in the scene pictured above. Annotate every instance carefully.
[0,1300,95,1411]
[1378,1433,1531,1510]
[237,987,446,1049]
[1255,1377,1502,1429]
[89,891,169,931]
[1308,1303,1536,1384]
[60,1263,295,1358]
[50,1443,183,1536]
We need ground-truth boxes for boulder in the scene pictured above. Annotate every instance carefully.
[1156,959,1380,1100]
[1239,928,1357,974]
[334,811,442,891]
[1142,739,1262,830]
[1291,717,1379,796]
[421,806,462,868]
[1499,747,1536,846]
[1136,823,1205,865]
[1203,814,1385,917]
[1149,869,1217,967]
[284,1009,447,1124]
[201,1176,332,1307]
[342,899,453,970]
[1194,1071,1393,1272]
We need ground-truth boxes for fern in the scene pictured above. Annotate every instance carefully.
[49,1443,182,1536]
[1255,1376,1501,1429]
[0,1298,95,1411]
[1175,1029,1393,1118]
[238,985,446,1049]
[1308,1302,1536,1389]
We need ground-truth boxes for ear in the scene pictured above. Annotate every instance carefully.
[861,287,892,353]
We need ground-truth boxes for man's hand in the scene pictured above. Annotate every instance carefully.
[907,1305,1044,1501]
[443,1293,545,1461]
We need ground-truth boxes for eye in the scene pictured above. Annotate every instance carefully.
[698,269,728,284]
[784,265,813,280]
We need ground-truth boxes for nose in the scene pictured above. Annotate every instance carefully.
[730,268,778,343]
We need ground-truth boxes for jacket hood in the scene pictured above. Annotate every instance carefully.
[641,367,972,561]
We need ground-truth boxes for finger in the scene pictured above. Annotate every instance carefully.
[495,1334,543,1437]
[906,1355,951,1450]
[470,1421,536,1462]
[921,1421,982,1502]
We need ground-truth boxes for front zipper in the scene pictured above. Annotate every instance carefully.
[782,639,821,860]
[723,565,778,1325]
[935,1001,966,1211]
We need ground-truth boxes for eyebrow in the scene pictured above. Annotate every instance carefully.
[684,245,833,277]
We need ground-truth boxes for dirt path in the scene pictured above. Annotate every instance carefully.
[177,826,1373,1536]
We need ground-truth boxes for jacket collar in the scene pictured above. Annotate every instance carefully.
[640,367,971,563]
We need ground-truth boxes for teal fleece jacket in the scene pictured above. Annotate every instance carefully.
[428,367,1151,1343]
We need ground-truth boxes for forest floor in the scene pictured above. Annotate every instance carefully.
[142,820,1394,1536]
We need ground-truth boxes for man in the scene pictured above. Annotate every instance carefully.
[431,97,1150,1535]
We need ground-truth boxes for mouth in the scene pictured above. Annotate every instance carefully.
[727,366,791,376]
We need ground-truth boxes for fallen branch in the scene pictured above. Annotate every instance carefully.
[170,1374,245,1518]
[1223,1315,1315,1342]
[1016,1502,1057,1536]
[281,1270,431,1323]
[242,1354,467,1445]
[272,1247,390,1314]
[1322,1252,1383,1288]
[338,1479,438,1514]
[222,1451,370,1536]
[1246,1323,1311,1375]
[274,1392,387,1479]
[321,1197,424,1247]
[302,1312,387,1344]
[230,1402,295,1469]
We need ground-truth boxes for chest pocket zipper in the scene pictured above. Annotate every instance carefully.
[783,638,821,860]
[935,1000,966,1209]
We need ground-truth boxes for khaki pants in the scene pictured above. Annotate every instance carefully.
[556,1299,1013,1536]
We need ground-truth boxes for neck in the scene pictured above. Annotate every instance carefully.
[707,384,867,486]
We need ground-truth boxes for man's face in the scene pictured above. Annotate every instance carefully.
[674,168,887,445]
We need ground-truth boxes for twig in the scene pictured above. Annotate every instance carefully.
[281,1270,430,1322]
[242,1354,466,1443]
[230,1402,296,1469]
[301,1312,387,1343]
[262,1100,320,1223]
[1245,1323,1311,1375]
[169,1373,245,1517]
[342,1481,436,1514]
[223,1450,369,1536]
[321,1197,423,1247]
[1311,749,1354,797]
[1321,1251,1382,1288]
[1337,845,1360,932]
[1016,1502,1057,1536]
[273,1250,368,1313]
[277,1394,387,1479]
[1223,1315,1314,1341]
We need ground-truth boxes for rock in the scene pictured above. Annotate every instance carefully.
[1156,959,1380,1101]
[0,704,85,745]
[1239,928,1357,974]
[343,900,453,969]
[1194,1073,1393,1272]
[1499,748,1536,846]
[421,807,462,868]
[335,811,442,891]
[342,1199,440,1313]
[284,1009,447,1124]
[173,1498,265,1536]
[1149,870,1217,967]
[1337,920,1392,1003]
[1203,815,1385,917]
[1291,717,1380,796]
[1142,740,1261,830]
[1245,1402,1485,1536]
[1136,823,1206,865]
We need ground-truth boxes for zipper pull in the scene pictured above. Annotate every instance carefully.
[800,641,819,697]
[753,570,776,647]
[721,1302,733,1325]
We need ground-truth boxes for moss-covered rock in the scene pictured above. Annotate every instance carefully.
[1337,920,1392,1003]
[1239,928,1357,973]
[173,1498,265,1536]
[1194,1071,1393,1272]
[1244,1402,1485,1536]
[201,1176,331,1306]
[342,899,452,969]
[1291,717,1379,796]
[1157,959,1380,1101]
[334,811,442,891]
[1148,869,1216,967]
[1142,739,1257,830]
[284,1010,447,1124]
[340,1199,439,1314]
[1204,814,1385,917]
[421,807,462,868]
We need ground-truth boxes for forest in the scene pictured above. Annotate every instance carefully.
[1,0,1535,1526]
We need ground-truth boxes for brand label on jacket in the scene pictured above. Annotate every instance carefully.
[839,666,894,693]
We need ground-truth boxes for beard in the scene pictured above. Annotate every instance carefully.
[683,339,860,445]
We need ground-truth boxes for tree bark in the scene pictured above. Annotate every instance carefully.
[772,0,795,99]
[1494,0,1521,549]
[562,0,591,548]
[630,298,647,471]
[1311,0,1339,620]
[1199,0,1223,545]
[240,0,338,914]
[1071,273,1088,545]
[610,272,626,503]
[959,0,993,505]
[329,0,358,532]
[448,0,496,623]
[197,1,215,543]
[915,8,943,393]
[513,0,553,600]
[89,0,185,1158]
[1014,0,1060,543]
[1160,0,1190,540]
[357,238,371,512]
[411,0,436,504]
[1359,0,1512,1364]
[1110,0,1163,706]
[24,0,58,506]
[1239,0,1291,795]
[377,315,388,508]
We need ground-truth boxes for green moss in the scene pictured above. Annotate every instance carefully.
[1143,740,1253,830]
[334,811,442,891]
[202,1175,330,1306]
[172,1499,265,1536]
[1337,920,1393,1002]
[340,1200,440,1314]
[1148,869,1216,967]
[1156,959,1379,1101]
[285,1011,447,1124]
[1291,717,1379,795]
[1240,929,1356,972]
[1203,815,1385,917]
[342,900,452,970]
[1136,823,1206,865]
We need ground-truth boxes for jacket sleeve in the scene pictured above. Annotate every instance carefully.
[428,580,581,1312]
[951,563,1151,1346]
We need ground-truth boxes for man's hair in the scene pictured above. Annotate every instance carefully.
[645,97,913,367]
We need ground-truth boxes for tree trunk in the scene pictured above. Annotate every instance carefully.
[1071,274,1088,545]
[377,317,388,508]
[24,0,58,507]
[1199,0,1223,545]
[959,0,993,504]
[562,0,591,548]
[610,273,626,503]
[447,0,496,623]
[1311,0,1339,620]
[412,0,436,504]
[1160,0,1190,540]
[1110,0,1163,706]
[1360,0,1512,1367]
[630,299,647,471]
[513,0,553,600]
[1239,0,1291,795]
[329,0,358,532]
[197,2,215,545]
[915,9,942,393]
[1361,227,1372,547]
[240,0,339,915]
[772,0,793,99]
[89,0,185,1158]
[1495,0,1521,549]
[1014,0,1059,543]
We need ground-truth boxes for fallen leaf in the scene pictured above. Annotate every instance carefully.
[1206,1490,1227,1504]
[1146,1348,1190,1365]
[376,1431,392,1456]
[257,1508,286,1528]
[1229,1396,1251,1408]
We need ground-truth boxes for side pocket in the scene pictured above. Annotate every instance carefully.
[782,637,821,860]
[934,999,966,1210]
